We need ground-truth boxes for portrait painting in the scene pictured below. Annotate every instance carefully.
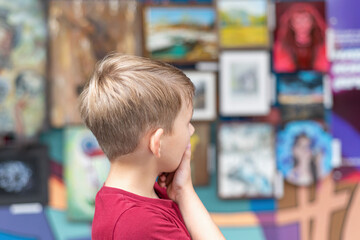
[273,2,329,72]
[277,120,333,186]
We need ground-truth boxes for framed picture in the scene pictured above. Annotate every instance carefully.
[0,144,49,205]
[277,71,324,122]
[64,126,110,221]
[277,120,333,186]
[0,0,46,138]
[142,6,218,63]
[184,71,216,121]
[190,122,210,186]
[49,0,140,127]
[218,122,276,199]
[219,51,270,116]
[217,0,269,48]
[273,2,328,72]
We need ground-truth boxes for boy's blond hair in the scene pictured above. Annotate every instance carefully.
[79,54,194,160]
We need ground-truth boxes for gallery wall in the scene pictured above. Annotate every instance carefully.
[0,0,360,239]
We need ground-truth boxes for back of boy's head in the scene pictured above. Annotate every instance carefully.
[79,54,194,160]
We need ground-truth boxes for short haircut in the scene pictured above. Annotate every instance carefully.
[79,54,194,160]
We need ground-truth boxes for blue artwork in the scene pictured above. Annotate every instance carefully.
[277,121,333,186]
[277,72,323,98]
[277,72,324,122]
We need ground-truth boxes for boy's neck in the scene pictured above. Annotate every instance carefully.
[104,150,160,199]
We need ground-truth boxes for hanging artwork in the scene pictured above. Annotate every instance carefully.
[49,0,140,127]
[143,6,218,62]
[184,71,217,121]
[277,71,324,122]
[273,2,328,73]
[0,144,49,205]
[0,0,46,138]
[217,0,269,48]
[220,51,270,116]
[218,122,276,199]
[277,120,333,186]
[64,126,110,221]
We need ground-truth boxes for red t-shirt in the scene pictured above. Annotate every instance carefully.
[92,183,191,240]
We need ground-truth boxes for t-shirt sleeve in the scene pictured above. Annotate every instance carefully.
[113,207,191,240]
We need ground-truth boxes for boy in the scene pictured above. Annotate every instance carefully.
[79,54,225,239]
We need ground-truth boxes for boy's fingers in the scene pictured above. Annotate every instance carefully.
[160,175,166,181]
[180,145,192,165]
[157,173,166,187]
[165,172,174,187]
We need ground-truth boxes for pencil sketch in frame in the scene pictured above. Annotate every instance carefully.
[219,51,270,116]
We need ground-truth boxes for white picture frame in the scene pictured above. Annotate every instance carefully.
[219,51,271,116]
[184,71,217,121]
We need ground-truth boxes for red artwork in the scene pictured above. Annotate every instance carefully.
[274,2,329,73]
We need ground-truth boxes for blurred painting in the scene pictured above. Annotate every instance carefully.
[220,51,270,116]
[143,6,218,62]
[277,71,324,122]
[0,0,46,137]
[49,0,139,127]
[190,122,210,186]
[273,2,328,73]
[0,144,49,205]
[65,126,110,221]
[184,71,216,121]
[218,123,276,198]
[277,121,333,186]
[217,0,269,48]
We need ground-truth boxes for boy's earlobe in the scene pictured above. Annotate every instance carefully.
[150,128,164,158]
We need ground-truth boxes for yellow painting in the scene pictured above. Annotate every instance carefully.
[218,0,269,48]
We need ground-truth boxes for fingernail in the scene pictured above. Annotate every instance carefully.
[187,143,191,149]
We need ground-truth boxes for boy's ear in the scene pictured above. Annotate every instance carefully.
[149,128,164,158]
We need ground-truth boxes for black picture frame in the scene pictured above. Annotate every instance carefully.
[0,144,49,205]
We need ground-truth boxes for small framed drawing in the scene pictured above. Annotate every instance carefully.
[142,6,218,63]
[0,144,49,205]
[217,0,269,49]
[219,51,270,116]
[218,122,276,199]
[184,71,217,121]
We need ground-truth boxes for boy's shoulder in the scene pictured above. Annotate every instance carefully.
[92,185,191,239]
[113,206,190,239]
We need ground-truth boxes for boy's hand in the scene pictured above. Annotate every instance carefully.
[158,144,193,203]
